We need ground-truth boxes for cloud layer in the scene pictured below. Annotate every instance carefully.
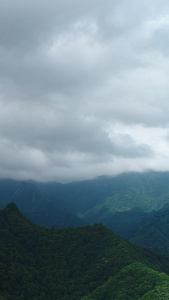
[1,0,169,182]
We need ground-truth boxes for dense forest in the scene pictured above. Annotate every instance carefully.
[1,203,169,299]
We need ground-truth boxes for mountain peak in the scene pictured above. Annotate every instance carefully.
[12,181,41,202]
[0,202,28,224]
[16,181,38,193]
[4,202,19,212]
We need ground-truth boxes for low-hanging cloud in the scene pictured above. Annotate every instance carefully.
[0,0,169,182]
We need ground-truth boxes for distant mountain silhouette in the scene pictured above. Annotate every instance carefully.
[2,181,85,228]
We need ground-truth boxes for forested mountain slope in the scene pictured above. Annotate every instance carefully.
[1,203,169,299]
[36,172,169,217]
[1,172,169,217]
[81,262,169,300]
[128,204,169,253]
[101,203,169,254]
[1,172,169,221]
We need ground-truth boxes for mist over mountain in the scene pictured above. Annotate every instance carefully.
[36,171,169,215]
[0,180,85,228]
[1,171,169,254]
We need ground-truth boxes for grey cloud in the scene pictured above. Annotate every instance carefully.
[109,134,154,158]
[146,27,169,57]
[0,0,169,181]
[0,100,153,160]
[0,0,150,99]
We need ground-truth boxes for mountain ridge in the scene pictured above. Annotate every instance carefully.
[1,203,169,299]
[0,181,85,228]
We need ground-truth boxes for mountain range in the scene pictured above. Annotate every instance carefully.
[1,171,169,253]
[0,180,85,228]
[1,202,169,299]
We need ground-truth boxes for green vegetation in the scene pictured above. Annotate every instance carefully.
[1,203,169,299]
[2,172,169,218]
[81,262,169,300]
[40,171,169,214]
[129,205,169,253]
[88,205,169,254]
[79,172,169,225]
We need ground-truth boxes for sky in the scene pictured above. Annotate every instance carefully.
[1,0,169,182]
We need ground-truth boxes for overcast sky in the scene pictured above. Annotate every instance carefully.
[1,0,169,182]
